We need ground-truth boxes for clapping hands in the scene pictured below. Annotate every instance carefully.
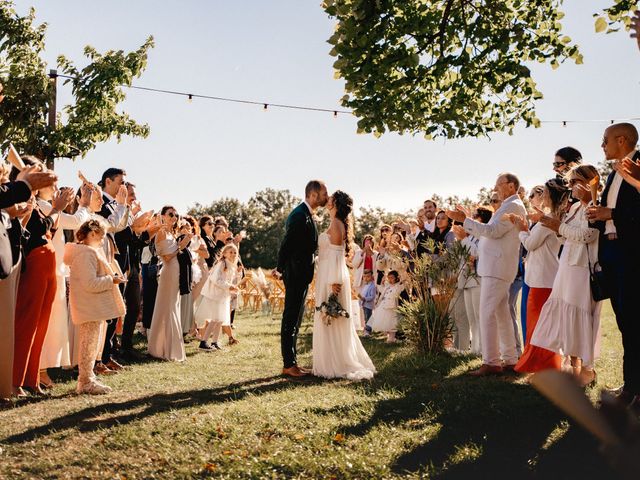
[115,185,128,206]
[16,164,58,192]
[451,224,467,240]
[132,210,154,234]
[445,206,467,224]
[534,206,562,233]
[52,187,75,211]
[503,213,529,232]
[615,157,640,191]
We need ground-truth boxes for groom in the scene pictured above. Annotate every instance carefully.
[274,180,328,377]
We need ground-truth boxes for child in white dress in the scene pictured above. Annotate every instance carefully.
[194,244,239,350]
[367,270,404,343]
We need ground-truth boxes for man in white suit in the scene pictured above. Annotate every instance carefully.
[447,173,527,376]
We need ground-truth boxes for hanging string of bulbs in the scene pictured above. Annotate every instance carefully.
[52,72,639,125]
[54,73,349,118]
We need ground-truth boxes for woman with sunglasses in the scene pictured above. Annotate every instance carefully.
[147,206,192,361]
[528,166,602,387]
[199,216,217,269]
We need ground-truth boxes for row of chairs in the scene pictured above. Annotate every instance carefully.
[239,270,317,314]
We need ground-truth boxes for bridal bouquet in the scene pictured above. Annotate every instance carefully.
[316,293,350,326]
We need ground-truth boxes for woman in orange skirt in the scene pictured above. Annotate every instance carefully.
[505,179,570,373]
[10,157,73,397]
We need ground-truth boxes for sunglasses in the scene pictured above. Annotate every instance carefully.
[552,161,566,168]
[205,221,214,226]
[167,212,177,218]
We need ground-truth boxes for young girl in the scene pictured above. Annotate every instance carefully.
[64,219,125,395]
[367,270,404,343]
[194,244,240,350]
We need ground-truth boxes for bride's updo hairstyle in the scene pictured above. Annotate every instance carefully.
[332,190,355,258]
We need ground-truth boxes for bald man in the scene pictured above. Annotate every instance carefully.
[587,122,640,409]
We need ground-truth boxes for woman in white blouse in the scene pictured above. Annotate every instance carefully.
[528,165,602,387]
[36,183,91,387]
[506,179,571,374]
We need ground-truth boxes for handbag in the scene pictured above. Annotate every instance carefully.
[586,243,610,301]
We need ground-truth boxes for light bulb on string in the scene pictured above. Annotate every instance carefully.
[188,94,193,103]
[263,104,268,111]
[333,111,337,118]
[562,121,566,127]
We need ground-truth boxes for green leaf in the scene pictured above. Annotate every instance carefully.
[594,16,607,33]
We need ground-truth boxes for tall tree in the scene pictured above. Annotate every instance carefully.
[0,1,153,167]
[323,0,636,140]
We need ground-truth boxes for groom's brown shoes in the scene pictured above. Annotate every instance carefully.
[469,364,503,377]
[282,366,308,377]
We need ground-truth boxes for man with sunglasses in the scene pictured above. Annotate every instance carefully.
[587,123,640,411]
[552,147,582,179]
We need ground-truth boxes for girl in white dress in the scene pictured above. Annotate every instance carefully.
[194,244,239,350]
[147,206,190,362]
[367,271,404,343]
[312,191,376,380]
[530,165,602,387]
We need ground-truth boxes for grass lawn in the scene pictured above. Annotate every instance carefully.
[0,302,623,479]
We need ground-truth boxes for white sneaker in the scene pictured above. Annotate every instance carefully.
[77,382,112,395]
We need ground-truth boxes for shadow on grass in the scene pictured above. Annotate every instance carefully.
[2,374,318,445]
[319,339,616,480]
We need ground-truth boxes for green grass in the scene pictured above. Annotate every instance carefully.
[0,303,623,479]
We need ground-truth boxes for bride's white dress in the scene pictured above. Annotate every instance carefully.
[312,233,376,380]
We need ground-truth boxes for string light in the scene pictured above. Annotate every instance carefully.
[52,72,639,124]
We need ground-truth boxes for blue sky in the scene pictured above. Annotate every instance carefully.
[12,0,640,214]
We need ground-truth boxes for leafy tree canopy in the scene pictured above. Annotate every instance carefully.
[0,0,153,164]
[323,0,637,140]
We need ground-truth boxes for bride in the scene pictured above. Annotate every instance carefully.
[312,191,376,380]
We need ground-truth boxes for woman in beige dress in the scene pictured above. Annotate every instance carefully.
[147,206,190,361]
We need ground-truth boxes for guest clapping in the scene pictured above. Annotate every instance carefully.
[509,179,571,374]
[529,166,601,386]
[147,206,189,362]
[11,156,74,396]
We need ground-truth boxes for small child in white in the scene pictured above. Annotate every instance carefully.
[367,270,404,343]
[194,244,240,350]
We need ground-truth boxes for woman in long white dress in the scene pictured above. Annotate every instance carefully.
[312,191,376,381]
[530,165,602,387]
[147,206,189,362]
